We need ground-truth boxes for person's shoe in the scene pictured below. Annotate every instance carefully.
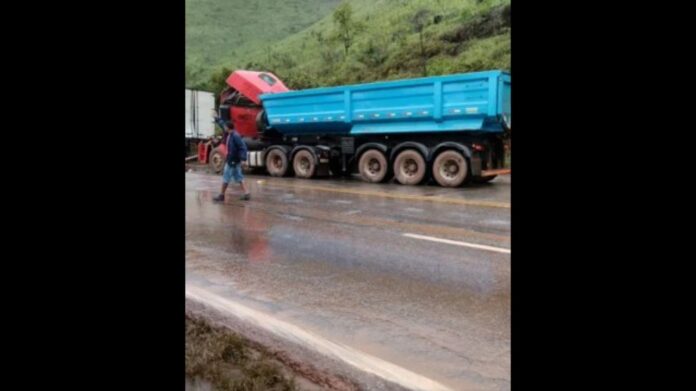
[239,193,251,201]
[213,194,225,202]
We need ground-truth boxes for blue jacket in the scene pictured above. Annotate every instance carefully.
[226,130,248,164]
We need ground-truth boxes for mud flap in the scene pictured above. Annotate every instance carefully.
[317,159,331,176]
[470,157,482,176]
[315,146,331,177]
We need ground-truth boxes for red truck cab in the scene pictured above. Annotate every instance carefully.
[199,70,289,172]
[219,70,289,138]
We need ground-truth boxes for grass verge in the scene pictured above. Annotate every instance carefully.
[186,313,298,391]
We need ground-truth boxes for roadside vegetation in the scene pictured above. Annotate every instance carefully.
[186,314,298,391]
[187,0,510,93]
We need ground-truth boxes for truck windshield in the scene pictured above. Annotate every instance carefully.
[258,73,277,86]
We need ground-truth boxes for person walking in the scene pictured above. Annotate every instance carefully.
[213,120,251,202]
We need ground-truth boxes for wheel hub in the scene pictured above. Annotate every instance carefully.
[441,160,460,179]
[368,159,381,174]
[300,157,310,172]
[404,159,418,176]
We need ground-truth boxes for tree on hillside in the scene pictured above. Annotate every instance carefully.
[435,0,446,14]
[359,37,389,68]
[332,2,364,56]
[204,67,234,105]
[311,30,340,68]
[411,9,432,76]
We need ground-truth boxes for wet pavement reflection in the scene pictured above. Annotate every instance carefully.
[186,172,510,390]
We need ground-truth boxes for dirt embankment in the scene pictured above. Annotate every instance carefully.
[186,313,359,391]
[186,313,299,390]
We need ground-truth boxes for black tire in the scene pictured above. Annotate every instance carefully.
[393,149,426,185]
[432,150,468,187]
[358,149,389,183]
[209,148,225,174]
[265,148,290,177]
[473,175,497,183]
[293,150,317,179]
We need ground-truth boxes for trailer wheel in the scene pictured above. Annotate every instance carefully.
[265,149,289,177]
[393,149,426,185]
[293,150,316,179]
[358,149,389,183]
[209,148,225,174]
[432,150,468,187]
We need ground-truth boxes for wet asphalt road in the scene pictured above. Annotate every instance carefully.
[186,171,510,390]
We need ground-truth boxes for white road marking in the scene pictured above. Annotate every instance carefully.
[403,233,511,254]
[186,285,453,391]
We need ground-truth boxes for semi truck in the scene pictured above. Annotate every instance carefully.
[199,69,510,187]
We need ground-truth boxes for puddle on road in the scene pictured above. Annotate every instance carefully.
[330,199,353,205]
[277,194,304,204]
[279,214,304,221]
[481,219,510,227]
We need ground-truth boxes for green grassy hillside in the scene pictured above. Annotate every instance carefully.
[188,0,510,92]
[186,0,342,87]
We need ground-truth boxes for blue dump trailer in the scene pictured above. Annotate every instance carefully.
[217,70,510,187]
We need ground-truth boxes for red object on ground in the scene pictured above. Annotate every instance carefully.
[197,142,210,164]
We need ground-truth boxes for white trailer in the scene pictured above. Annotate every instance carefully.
[185,89,216,140]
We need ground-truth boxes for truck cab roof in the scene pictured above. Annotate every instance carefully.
[225,70,289,105]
